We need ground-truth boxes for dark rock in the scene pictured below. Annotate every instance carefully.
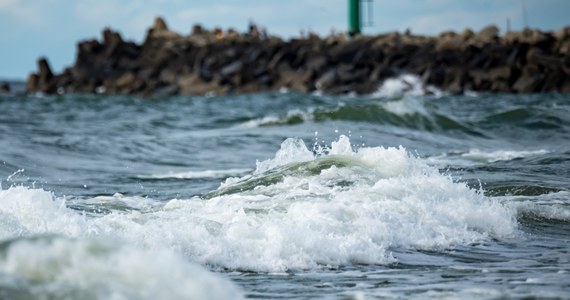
[116,72,136,89]
[315,69,337,91]
[102,28,124,57]
[305,55,328,73]
[220,61,243,77]
[329,36,372,63]
[178,73,228,95]
[444,68,466,94]
[490,80,512,93]
[513,65,544,93]
[527,49,562,70]
[541,70,565,92]
[277,70,309,93]
[26,73,39,92]
[154,84,179,97]
[487,66,513,81]
[561,78,570,93]
[37,57,55,93]
[0,82,9,93]
[474,25,499,45]
[154,17,168,31]
[24,18,570,96]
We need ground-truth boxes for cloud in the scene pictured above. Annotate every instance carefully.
[370,0,527,34]
[0,0,50,27]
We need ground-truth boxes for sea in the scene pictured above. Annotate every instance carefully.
[0,75,569,299]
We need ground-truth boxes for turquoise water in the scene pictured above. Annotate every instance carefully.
[0,82,569,299]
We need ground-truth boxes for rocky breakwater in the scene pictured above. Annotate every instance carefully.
[26,17,570,96]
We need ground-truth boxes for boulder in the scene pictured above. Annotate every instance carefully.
[37,57,55,93]
[116,72,136,89]
[154,17,168,31]
[561,78,570,93]
[26,73,39,92]
[144,16,180,43]
[513,65,544,93]
[473,25,499,45]
[487,66,513,81]
[102,28,124,57]
[0,82,10,93]
[23,17,570,96]
[178,73,228,95]
[315,69,337,91]
[436,35,465,51]
[219,61,243,77]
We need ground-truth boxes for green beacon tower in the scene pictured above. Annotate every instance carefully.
[348,0,361,36]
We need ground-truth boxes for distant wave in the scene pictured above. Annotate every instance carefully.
[503,191,570,223]
[238,97,477,134]
[140,168,251,180]
[427,148,551,167]
[460,149,550,163]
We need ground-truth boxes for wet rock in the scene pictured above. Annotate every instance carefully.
[154,84,179,97]
[315,69,337,91]
[561,78,570,93]
[488,66,513,82]
[541,70,566,92]
[444,67,467,94]
[178,73,227,95]
[220,61,243,77]
[276,70,309,93]
[527,49,563,70]
[513,65,544,93]
[116,72,136,89]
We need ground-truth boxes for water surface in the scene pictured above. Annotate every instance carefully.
[1,80,569,299]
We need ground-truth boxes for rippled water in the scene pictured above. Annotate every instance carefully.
[1,80,569,299]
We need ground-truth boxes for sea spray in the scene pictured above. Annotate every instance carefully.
[0,136,518,273]
[0,236,243,300]
[131,136,518,271]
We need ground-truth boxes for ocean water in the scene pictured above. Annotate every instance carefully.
[0,77,569,299]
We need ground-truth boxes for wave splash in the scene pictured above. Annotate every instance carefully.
[0,136,518,273]
[189,135,518,270]
[0,236,243,300]
[372,74,444,98]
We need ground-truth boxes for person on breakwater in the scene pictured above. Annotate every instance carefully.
[248,20,260,39]
[215,27,224,40]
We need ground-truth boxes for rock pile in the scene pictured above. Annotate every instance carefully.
[26,17,570,95]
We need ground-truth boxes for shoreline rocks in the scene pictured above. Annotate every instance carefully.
[26,18,570,96]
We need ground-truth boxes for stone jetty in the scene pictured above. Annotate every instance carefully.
[26,17,570,96]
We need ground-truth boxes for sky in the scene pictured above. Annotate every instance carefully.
[1,0,569,80]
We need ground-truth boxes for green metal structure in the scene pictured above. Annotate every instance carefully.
[348,0,361,36]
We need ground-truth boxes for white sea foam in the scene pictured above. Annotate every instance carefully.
[0,236,243,300]
[427,148,550,167]
[503,191,570,222]
[460,149,549,163]
[372,74,443,98]
[238,109,313,128]
[0,136,518,273]
[380,97,430,116]
[144,168,251,179]
[0,187,242,298]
